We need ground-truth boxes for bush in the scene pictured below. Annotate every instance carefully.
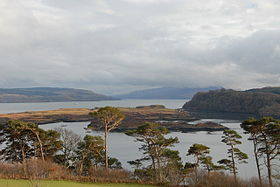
[0,159,69,180]
[0,160,137,184]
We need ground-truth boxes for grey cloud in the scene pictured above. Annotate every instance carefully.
[0,0,280,94]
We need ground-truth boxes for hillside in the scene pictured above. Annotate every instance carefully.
[114,87,219,99]
[182,87,280,119]
[0,87,115,103]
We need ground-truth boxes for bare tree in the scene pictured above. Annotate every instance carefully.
[55,127,81,168]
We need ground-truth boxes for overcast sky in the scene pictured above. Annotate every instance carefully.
[0,0,280,95]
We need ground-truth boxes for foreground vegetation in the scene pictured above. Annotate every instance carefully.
[0,106,279,186]
[0,179,155,187]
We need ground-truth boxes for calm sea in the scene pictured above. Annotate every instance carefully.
[0,99,186,114]
[0,99,259,179]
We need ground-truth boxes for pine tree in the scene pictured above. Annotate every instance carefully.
[218,129,248,182]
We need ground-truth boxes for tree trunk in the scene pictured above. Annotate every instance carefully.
[267,153,272,187]
[194,155,199,186]
[264,135,273,187]
[154,146,163,183]
[79,161,84,175]
[156,155,162,183]
[21,144,26,162]
[27,128,45,161]
[150,155,157,181]
[21,143,28,178]
[148,143,156,180]
[35,132,45,161]
[104,125,108,169]
[230,144,237,182]
[253,139,262,186]
[79,154,86,175]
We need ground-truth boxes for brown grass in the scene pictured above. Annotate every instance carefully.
[0,160,139,184]
[0,107,180,119]
[0,160,275,187]
[0,108,93,119]
[0,106,190,126]
[0,159,69,180]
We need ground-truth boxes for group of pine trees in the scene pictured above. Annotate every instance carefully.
[0,107,279,186]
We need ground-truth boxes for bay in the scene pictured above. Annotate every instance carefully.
[0,99,186,114]
[0,99,258,180]
[40,120,257,180]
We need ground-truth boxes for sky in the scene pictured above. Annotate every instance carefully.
[0,0,280,95]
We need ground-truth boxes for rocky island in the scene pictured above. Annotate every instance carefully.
[0,105,227,132]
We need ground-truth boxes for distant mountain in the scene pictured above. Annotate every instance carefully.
[0,87,115,103]
[183,87,280,119]
[114,87,220,99]
[246,87,280,95]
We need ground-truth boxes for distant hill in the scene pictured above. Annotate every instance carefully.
[0,87,115,103]
[183,87,280,119]
[114,87,220,99]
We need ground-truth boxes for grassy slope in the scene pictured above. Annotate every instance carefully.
[0,179,156,187]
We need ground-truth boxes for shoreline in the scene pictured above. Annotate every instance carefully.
[0,106,228,132]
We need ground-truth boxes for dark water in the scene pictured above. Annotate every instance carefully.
[0,100,260,179]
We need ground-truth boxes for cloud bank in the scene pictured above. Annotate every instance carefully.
[0,0,280,94]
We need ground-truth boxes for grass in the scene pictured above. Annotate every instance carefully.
[0,179,156,187]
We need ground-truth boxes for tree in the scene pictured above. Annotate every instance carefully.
[126,122,182,185]
[75,135,105,174]
[41,129,62,159]
[0,120,62,162]
[218,129,248,182]
[89,106,125,169]
[241,117,280,187]
[187,144,220,185]
[54,127,81,168]
[200,156,222,174]
[186,144,221,184]
[74,135,121,175]
[187,144,210,185]
[241,117,264,186]
[0,120,34,162]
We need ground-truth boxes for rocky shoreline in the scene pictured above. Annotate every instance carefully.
[110,122,228,133]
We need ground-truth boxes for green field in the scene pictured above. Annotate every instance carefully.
[0,179,156,187]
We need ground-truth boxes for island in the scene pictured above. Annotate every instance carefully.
[0,105,228,132]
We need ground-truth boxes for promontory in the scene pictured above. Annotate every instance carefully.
[183,87,280,119]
